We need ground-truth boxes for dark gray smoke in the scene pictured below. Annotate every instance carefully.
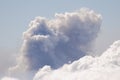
[10,8,102,73]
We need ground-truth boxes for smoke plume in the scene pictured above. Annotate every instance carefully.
[10,8,102,73]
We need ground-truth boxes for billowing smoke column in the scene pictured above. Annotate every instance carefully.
[11,8,102,72]
[33,40,120,80]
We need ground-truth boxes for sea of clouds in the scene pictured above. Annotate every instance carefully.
[1,8,120,80]
[33,40,120,80]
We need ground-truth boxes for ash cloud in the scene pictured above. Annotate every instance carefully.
[10,8,102,73]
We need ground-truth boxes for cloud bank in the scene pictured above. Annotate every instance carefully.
[33,40,120,80]
[10,8,102,74]
[1,77,19,80]
[3,40,120,80]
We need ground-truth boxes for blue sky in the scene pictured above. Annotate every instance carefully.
[0,0,120,54]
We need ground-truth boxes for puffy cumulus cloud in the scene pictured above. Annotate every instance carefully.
[10,8,102,74]
[3,40,120,80]
[33,40,120,80]
[1,77,19,80]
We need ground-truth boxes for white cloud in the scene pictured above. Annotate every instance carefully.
[33,40,120,80]
[2,40,120,80]
[1,77,19,80]
[10,8,102,75]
